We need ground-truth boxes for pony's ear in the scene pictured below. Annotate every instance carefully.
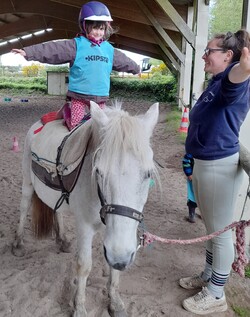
[142,102,159,136]
[90,101,109,126]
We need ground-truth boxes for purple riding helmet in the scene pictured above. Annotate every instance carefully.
[79,1,113,31]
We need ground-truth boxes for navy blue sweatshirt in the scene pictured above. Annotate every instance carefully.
[186,62,250,160]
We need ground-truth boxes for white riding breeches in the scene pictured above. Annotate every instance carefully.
[192,153,243,274]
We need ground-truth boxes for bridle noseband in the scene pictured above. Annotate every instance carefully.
[100,203,144,225]
[97,178,144,225]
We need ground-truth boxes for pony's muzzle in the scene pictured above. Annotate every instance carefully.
[103,246,135,271]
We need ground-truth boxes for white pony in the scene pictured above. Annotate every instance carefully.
[12,101,159,317]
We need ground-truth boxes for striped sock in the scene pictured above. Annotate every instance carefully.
[208,270,229,299]
[202,249,213,281]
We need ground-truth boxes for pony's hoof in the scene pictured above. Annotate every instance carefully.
[11,243,26,257]
[59,240,71,253]
[73,307,87,317]
[108,308,127,317]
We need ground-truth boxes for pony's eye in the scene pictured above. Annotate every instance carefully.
[145,170,152,179]
[96,168,103,178]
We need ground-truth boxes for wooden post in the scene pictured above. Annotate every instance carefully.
[239,142,250,177]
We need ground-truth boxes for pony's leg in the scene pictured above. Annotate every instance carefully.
[73,225,94,317]
[12,179,34,257]
[108,268,127,317]
[54,212,71,253]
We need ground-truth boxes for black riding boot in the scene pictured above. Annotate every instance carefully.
[187,200,197,223]
[188,207,196,223]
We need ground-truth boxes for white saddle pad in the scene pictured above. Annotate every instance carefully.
[31,120,92,177]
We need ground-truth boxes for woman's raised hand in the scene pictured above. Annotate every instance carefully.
[229,47,250,83]
[239,47,250,74]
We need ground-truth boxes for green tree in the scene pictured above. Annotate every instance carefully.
[151,62,170,76]
[22,63,44,77]
[209,0,243,37]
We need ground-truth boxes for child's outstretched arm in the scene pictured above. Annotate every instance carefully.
[11,49,26,57]
[113,49,140,74]
[11,40,76,65]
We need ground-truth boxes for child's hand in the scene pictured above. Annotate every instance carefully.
[187,175,192,181]
[11,49,26,57]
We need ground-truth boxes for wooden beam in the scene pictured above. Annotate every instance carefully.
[0,29,75,55]
[115,20,159,45]
[0,15,77,39]
[0,0,79,22]
[0,17,9,23]
[113,35,161,57]
[154,0,195,47]
[135,0,184,64]
[0,0,190,69]
[50,0,184,32]
[156,41,180,71]
[149,30,180,71]
[159,53,178,75]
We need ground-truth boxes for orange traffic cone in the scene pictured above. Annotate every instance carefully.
[179,107,189,133]
[12,136,20,152]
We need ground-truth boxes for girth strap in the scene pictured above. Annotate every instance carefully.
[54,120,91,212]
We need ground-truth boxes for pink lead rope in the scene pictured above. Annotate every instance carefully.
[142,220,250,277]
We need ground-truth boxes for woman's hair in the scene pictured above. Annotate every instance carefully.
[213,29,250,63]
[84,20,117,40]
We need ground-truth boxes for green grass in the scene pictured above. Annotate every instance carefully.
[232,305,250,317]
[0,75,177,103]
[245,264,250,278]
[166,106,187,144]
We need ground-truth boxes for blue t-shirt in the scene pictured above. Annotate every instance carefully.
[185,62,250,160]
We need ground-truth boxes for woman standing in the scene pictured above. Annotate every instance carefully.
[179,30,250,315]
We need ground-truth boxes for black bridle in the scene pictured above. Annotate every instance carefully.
[96,177,144,225]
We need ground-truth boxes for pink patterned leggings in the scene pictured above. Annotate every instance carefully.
[69,99,105,130]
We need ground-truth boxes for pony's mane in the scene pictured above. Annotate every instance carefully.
[92,103,157,180]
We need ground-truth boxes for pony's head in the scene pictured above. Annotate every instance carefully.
[90,101,159,270]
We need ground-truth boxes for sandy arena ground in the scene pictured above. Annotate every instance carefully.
[0,95,249,317]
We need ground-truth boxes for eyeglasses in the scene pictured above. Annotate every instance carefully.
[204,48,225,56]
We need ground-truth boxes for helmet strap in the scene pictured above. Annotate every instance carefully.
[82,20,87,34]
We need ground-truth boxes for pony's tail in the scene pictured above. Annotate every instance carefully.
[31,192,54,238]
